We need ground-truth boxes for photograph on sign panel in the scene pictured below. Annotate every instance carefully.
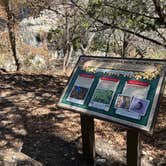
[129,97,150,116]
[70,86,89,100]
[58,56,166,132]
[115,95,141,120]
[89,77,119,111]
[115,94,132,110]
[92,89,113,104]
[67,74,95,104]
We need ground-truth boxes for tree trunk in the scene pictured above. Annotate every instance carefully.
[81,33,95,55]
[66,44,73,67]
[63,48,68,73]
[122,32,129,58]
[5,2,20,71]
[63,7,70,73]
[152,0,166,26]
[105,39,110,57]
[105,32,114,57]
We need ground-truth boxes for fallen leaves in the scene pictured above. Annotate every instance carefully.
[0,73,165,165]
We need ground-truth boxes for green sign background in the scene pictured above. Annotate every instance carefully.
[61,67,159,126]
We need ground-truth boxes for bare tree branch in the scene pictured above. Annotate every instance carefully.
[96,19,166,48]
[152,0,166,24]
[70,0,166,48]
[104,1,159,20]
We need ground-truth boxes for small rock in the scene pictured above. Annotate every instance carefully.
[78,150,82,154]
[71,157,76,160]
[148,156,153,161]
[42,93,50,97]
[64,153,68,157]
[142,150,147,155]
[94,158,107,166]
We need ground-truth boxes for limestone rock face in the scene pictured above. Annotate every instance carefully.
[19,9,58,47]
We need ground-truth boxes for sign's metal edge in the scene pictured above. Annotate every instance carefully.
[58,56,166,133]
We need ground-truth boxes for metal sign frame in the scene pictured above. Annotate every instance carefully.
[58,56,166,133]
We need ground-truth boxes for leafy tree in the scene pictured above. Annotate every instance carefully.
[28,0,95,72]
[71,0,166,49]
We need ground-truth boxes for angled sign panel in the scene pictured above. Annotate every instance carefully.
[58,56,166,133]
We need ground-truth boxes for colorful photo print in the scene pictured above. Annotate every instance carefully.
[92,89,113,104]
[70,86,89,100]
[129,97,150,116]
[115,95,132,110]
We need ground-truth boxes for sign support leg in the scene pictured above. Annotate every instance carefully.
[127,130,141,166]
[81,114,95,164]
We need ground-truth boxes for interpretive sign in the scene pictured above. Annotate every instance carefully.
[58,56,166,133]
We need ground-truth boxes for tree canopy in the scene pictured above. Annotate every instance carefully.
[71,0,166,48]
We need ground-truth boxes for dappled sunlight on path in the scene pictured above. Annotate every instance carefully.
[0,73,86,165]
[0,73,165,165]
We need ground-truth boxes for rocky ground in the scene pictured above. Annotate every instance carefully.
[0,72,165,166]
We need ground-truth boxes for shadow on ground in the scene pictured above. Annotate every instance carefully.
[0,73,165,166]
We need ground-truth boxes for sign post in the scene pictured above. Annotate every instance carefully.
[81,114,95,164]
[127,130,141,166]
[58,56,166,165]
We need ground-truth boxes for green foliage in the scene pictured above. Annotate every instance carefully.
[87,0,104,17]
[78,0,166,48]
[90,33,107,52]
[81,20,90,30]
[47,27,65,50]
[72,37,81,51]
[47,13,92,52]
[93,89,113,104]
[47,27,64,43]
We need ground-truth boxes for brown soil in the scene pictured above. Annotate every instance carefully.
[0,73,165,166]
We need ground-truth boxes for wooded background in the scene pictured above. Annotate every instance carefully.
[0,0,165,74]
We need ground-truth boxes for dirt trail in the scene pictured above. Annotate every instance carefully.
[0,73,165,166]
